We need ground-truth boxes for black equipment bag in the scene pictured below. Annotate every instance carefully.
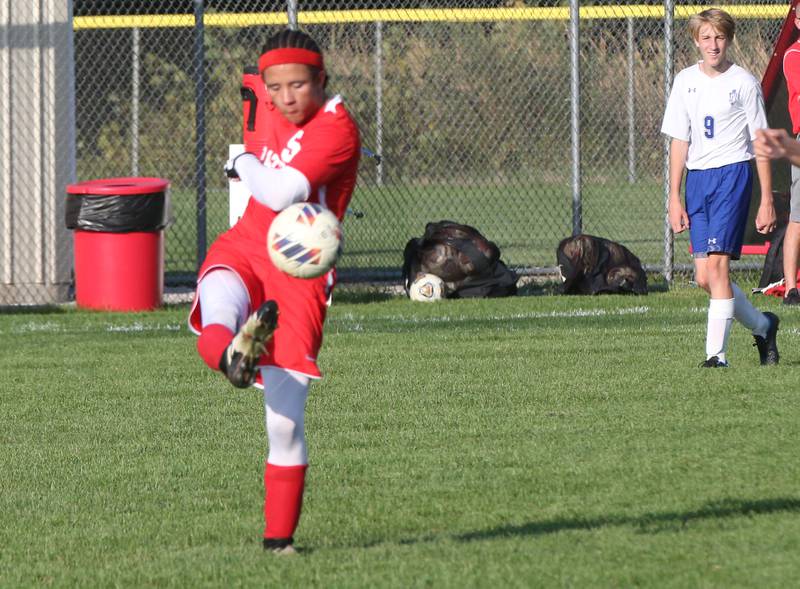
[402,221,518,298]
[758,224,787,288]
[556,234,648,295]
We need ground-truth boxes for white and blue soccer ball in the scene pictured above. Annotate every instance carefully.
[267,202,343,279]
[409,273,446,302]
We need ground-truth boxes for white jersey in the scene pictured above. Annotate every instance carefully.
[661,62,767,170]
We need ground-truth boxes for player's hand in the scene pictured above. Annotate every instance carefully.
[754,128,791,161]
[224,158,240,180]
[668,200,689,234]
[755,203,777,235]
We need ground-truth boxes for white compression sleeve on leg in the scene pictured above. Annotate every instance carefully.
[198,269,250,332]
[732,283,769,336]
[262,367,310,466]
[232,153,311,211]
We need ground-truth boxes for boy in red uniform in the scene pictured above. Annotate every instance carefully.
[781,3,800,304]
[756,3,800,304]
[188,29,360,554]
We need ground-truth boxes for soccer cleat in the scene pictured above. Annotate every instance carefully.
[263,537,296,555]
[753,312,780,366]
[700,356,728,368]
[783,288,800,306]
[219,301,279,388]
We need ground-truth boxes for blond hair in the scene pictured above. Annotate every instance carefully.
[689,8,736,41]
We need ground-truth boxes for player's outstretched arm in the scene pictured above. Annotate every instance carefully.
[754,128,800,166]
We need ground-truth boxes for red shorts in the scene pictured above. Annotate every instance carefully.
[188,200,335,379]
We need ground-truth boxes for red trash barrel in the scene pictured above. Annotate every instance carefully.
[65,177,170,311]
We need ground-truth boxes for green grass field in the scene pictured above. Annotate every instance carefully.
[2,288,799,587]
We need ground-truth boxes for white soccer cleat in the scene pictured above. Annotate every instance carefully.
[220,301,279,388]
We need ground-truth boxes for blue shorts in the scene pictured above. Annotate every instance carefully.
[685,161,753,260]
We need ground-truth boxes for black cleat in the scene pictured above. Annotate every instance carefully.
[783,288,800,306]
[219,301,279,388]
[263,537,296,555]
[753,312,779,366]
[700,356,729,368]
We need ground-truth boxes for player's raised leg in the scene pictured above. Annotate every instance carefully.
[197,269,279,387]
[261,367,310,555]
[196,269,249,371]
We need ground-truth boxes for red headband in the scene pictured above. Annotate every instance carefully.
[258,48,324,73]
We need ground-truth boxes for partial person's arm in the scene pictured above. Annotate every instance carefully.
[227,152,311,211]
[660,74,691,234]
[754,154,776,234]
[741,80,776,234]
[755,127,800,166]
[667,138,690,234]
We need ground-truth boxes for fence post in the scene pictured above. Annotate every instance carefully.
[570,0,582,236]
[287,0,298,30]
[627,16,636,184]
[663,0,675,283]
[131,26,140,177]
[193,0,207,268]
[375,20,384,186]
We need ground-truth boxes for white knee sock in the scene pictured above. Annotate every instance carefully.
[707,298,734,362]
[263,367,310,466]
[198,269,250,331]
[731,283,769,337]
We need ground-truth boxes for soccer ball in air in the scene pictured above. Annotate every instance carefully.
[408,273,446,302]
[267,202,343,278]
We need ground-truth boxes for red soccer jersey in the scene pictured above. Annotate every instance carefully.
[784,40,800,134]
[189,94,361,379]
[245,94,360,222]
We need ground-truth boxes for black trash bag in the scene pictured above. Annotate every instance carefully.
[556,234,647,295]
[66,191,170,233]
[402,220,518,298]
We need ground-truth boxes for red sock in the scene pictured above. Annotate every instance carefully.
[264,463,307,540]
[197,324,233,371]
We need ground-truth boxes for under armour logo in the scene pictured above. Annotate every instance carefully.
[729,90,738,104]
[688,87,697,93]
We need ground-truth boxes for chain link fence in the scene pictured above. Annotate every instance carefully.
[0,1,792,304]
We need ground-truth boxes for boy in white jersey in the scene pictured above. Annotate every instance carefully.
[661,8,780,367]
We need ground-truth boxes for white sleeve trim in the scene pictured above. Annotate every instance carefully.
[234,153,311,210]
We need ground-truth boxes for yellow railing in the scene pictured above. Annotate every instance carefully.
[72,5,790,30]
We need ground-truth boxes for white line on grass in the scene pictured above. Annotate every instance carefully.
[5,321,184,335]
[105,323,182,333]
[334,306,650,328]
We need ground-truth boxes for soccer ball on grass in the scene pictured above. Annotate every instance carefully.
[408,273,447,302]
[267,202,342,279]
